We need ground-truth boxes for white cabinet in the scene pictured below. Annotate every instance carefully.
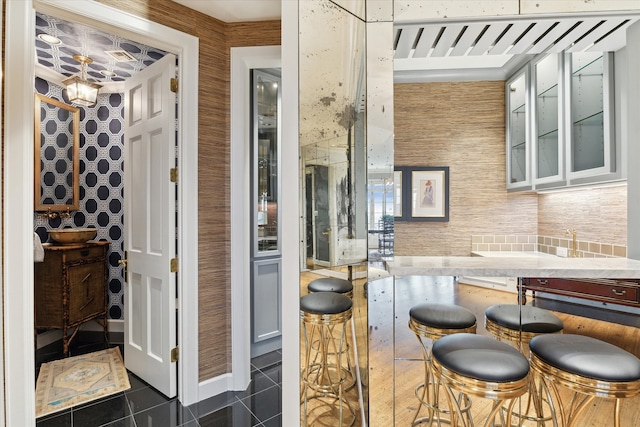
[507,51,620,192]
[506,69,531,191]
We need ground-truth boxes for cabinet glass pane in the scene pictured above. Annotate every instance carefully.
[571,52,604,172]
[509,74,527,184]
[253,69,280,253]
[535,54,559,179]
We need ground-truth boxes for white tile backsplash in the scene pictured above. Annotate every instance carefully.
[471,234,627,258]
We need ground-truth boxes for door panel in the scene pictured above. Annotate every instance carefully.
[123,53,177,397]
[252,259,282,343]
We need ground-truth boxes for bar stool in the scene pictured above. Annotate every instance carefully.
[307,277,356,390]
[300,292,355,426]
[431,333,530,427]
[529,334,640,427]
[485,304,563,424]
[408,303,477,426]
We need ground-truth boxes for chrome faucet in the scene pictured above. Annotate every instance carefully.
[565,228,578,257]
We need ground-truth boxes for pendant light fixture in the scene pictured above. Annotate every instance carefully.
[63,54,102,107]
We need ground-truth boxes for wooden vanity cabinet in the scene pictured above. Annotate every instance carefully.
[521,277,640,307]
[35,241,110,356]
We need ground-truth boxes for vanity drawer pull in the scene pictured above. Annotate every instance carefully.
[80,250,90,257]
[536,279,548,285]
[611,288,627,296]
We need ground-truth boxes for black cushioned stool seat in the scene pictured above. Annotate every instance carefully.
[408,303,477,426]
[300,291,352,315]
[410,303,477,336]
[433,333,530,383]
[485,304,563,345]
[307,277,353,298]
[431,333,530,427]
[300,291,355,426]
[529,334,640,427]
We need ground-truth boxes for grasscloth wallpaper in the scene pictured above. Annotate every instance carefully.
[98,0,280,382]
[393,81,539,256]
[538,185,627,247]
[393,81,627,256]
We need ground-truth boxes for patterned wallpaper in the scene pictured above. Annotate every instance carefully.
[34,77,126,320]
[38,98,75,205]
[35,12,167,84]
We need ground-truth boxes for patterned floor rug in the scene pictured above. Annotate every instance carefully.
[35,347,130,418]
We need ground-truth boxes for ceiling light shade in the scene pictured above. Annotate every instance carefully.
[63,55,102,107]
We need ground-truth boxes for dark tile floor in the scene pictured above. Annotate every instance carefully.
[35,333,282,427]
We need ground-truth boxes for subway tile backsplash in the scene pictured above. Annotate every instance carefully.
[471,234,627,258]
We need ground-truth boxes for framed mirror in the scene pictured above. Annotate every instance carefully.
[34,93,80,212]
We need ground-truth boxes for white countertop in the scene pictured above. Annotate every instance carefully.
[385,256,640,278]
[471,251,556,258]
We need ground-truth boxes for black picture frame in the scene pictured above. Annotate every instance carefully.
[395,166,449,222]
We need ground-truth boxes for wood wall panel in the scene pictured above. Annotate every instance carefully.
[538,185,627,246]
[394,81,538,256]
[98,0,280,382]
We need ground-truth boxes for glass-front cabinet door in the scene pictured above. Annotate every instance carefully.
[250,68,282,357]
[506,68,531,191]
[567,51,615,181]
[533,53,564,187]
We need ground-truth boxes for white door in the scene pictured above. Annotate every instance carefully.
[123,53,177,397]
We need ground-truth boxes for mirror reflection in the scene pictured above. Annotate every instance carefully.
[298,1,639,426]
[34,93,80,212]
[371,6,640,427]
[298,0,369,425]
[299,1,367,270]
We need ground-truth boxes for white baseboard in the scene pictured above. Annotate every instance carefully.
[198,373,233,403]
[36,319,124,349]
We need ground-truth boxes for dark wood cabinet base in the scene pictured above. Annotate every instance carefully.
[35,241,110,356]
[520,277,640,308]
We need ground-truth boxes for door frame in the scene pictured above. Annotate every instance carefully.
[3,1,199,424]
[230,45,281,390]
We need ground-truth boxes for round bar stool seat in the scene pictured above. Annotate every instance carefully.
[300,292,355,426]
[308,277,353,298]
[485,304,564,346]
[408,303,477,426]
[409,303,477,339]
[300,291,352,315]
[529,334,640,427]
[432,333,530,427]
